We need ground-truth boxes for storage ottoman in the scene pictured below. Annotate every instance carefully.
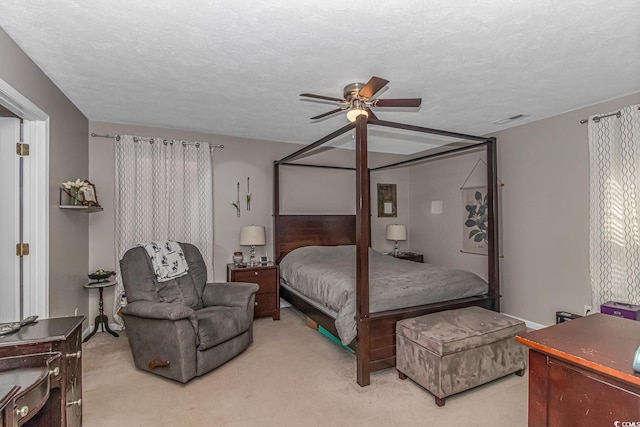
[396,306,527,406]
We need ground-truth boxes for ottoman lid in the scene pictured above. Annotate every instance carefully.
[396,306,526,356]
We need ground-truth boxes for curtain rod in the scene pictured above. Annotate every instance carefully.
[90,132,224,148]
[580,106,640,124]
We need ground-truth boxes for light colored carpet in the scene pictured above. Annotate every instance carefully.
[83,308,528,426]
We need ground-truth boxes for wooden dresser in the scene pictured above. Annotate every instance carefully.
[0,316,84,427]
[517,314,640,426]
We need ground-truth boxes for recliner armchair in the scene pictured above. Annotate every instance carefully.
[119,242,259,383]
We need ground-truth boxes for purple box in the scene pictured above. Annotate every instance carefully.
[600,301,640,320]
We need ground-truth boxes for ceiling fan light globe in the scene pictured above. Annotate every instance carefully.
[346,108,369,122]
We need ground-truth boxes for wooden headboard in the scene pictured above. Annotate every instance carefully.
[274,214,356,263]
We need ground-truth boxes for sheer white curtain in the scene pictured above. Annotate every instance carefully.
[588,104,640,310]
[113,135,214,324]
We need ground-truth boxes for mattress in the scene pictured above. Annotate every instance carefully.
[279,245,488,345]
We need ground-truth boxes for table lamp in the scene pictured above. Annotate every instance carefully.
[386,224,407,256]
[240,225,266,266]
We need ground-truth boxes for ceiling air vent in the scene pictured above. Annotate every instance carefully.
[492,114,528,125]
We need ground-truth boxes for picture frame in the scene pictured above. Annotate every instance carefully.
[377,183,397,217]
[80,181,101,207]
[461,186,488,255]
[259,255,269,264]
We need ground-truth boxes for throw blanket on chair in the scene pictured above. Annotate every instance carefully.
[142,240,189,282]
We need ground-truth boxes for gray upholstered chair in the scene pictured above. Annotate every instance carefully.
[119,243,259,383]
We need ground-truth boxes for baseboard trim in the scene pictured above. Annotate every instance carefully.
[503,313,547,330]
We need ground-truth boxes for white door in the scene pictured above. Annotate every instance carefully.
[0,79,49,321]
[0,117,21,322]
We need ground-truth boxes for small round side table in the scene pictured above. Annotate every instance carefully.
[83,281,119,342]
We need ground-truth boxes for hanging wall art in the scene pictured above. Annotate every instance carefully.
[231,182,240,217]
[459,158,503,255]
[377,183,397,217]
[246,177,252,211]
[461,186,488,255]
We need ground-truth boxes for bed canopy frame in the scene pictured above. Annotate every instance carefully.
[273,116,499,387]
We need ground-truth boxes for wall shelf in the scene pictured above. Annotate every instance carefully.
[59,187,103,212]
[59,205,103,213]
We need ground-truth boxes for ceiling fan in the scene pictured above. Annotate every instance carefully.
[300,76,422,122]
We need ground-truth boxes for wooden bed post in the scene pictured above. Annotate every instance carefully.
[273,162,280,262]
[486,137,500,312]
[274,118,499,387]
[355,115,371,387]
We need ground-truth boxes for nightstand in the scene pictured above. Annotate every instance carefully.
[392,252,424,263]
[227,263,280,320]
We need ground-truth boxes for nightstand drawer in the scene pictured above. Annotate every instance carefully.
[232,269,277,293]
[254,292,277,317]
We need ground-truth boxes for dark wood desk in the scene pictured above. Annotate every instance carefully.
[0,317,84,427]
[517,314,640,427]
[0,353,61,426]
[0,384,20,426]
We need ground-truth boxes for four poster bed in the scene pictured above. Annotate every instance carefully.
[273,117,500,387]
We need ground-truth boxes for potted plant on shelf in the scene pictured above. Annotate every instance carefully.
[62,179,89,205]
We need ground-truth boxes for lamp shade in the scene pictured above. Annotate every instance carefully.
[240,225,266,246]
[386,224,407,241]
[346,108,369,123]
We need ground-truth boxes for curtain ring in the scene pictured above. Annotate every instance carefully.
[116,135,121,142]
[133,137,139,143]
[195,142,200,148]
[593,117,600,123]
[163,140,168,145]
[182,141,186,147]
[616,111,621,118]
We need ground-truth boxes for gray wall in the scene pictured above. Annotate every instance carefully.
[92,91,640,328]
[88,121,403,319]
[405,92,640,326]
[371,168,411,254]
[7,17,636,327]
[89,121,294,287]
[496,92,640,326]
[408,150,489,279]
[0,27,89,319]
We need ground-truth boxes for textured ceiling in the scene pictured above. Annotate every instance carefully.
[1,0,639,154]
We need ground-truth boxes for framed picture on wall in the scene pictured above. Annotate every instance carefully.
[461,186,488,255]
[377,183,397,217]
[80,181,101,208]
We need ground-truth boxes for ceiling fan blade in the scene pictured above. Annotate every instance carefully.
[300,93,346,103]
[373,98,422,108]
[359,76,389,99]
[310,107,348,120]
[365,108,378,121]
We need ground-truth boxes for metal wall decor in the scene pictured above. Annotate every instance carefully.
[231,178,254,216]
[247,177,252,211]
[231,182,241,217]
